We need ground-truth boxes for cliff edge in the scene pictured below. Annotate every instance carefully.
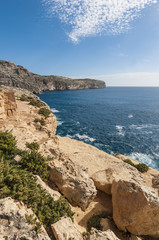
[0,60,106,93]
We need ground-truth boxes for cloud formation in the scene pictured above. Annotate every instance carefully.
[43,0,157,42]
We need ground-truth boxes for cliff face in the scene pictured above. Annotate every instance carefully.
[0,60,106,93]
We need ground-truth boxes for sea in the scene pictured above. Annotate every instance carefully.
[38,87,159,170]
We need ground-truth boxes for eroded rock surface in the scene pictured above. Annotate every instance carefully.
[112,180,159,237]
[49,153,97,211]
[0,197,50,240]
[89,228,120,240]
[51,217,83,240]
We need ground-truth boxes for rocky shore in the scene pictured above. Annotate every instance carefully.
[0,61,106,93]
[0,86,159,240]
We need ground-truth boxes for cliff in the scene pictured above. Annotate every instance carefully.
[0,87,159,240]
[0,60,106,93]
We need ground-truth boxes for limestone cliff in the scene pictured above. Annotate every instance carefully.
[0,88,159,240]
[0,60,106,93]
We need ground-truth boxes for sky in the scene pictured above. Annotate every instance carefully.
[0,0,159,86]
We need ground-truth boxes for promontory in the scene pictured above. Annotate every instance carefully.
[0,60,106,93]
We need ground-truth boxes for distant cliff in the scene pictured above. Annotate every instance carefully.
[0,60,106,93]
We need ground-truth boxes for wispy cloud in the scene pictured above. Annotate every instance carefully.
[88,72,159,86]
[43,0,157,43]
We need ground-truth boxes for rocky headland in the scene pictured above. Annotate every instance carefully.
[0,60,106,93]
[0,86,159,240]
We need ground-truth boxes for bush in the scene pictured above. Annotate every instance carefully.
[34,118,45,126]
[123,159,135,167]
[26,142,40,151]
[123,159,149,173]
[29,100,42,108]
[136,163,149,173]
[19,95,30,102]
[0,157,74,237]
[87,213,109,232]
[19,150,48,181]
[38,108,51,118]
[0,131,17,159]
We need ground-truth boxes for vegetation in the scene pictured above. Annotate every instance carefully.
[26,142,40,151]
[0,131,17,159]
[19,150,48,181]
[82,232,90,240]
[19,95,30,102]
[25,214,42,234]
[87,213,109,232]
[123,159,149,173]
[34,118,46,126]
[38,108,51,118]
[0,131,74,237]
[29,100,42,108]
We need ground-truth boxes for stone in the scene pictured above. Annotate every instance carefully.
[35,175,61,201]
[112,179,159,237]
[49,154,97,211]
[0,197,50,240]
[51,217,83,240]
[89,228,120,240]
[56,136,145,195]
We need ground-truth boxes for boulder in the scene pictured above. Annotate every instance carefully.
[91,164,144,195]
[35,175,61,201]
[112,180,159,237]
[49,153,97,211]
[51,217,83,240]
[89,228,120,240]
[0,197,50,240]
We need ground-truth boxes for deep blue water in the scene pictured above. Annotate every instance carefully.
[38,87,159,170]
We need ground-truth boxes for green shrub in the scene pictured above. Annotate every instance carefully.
[136,163,149,173]
[38,108,51,118]
[123,159,149,173]
[19,95,30,102]
[0,157,73,237]
[26,142,40,151]
[34,118,45,126]
[29,100,42,108]
[19,150,48,181]
[87,213,109,232]
[123,159,135,167]
[0,131,17,159]
[82,232,90,240]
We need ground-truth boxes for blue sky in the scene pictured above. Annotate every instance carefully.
[0,0,159,86]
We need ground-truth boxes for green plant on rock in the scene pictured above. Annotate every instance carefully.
[29,100,42,108]
[19,150,48,181]
[38,108,51,118]
[0,157,74,237]
[34,118,46,126]
[123,159,149,173]
[136,163,149,173]
[19,95,30,102]
[26,142,40,151]
[87,213,109,232]
[0,131,17,159]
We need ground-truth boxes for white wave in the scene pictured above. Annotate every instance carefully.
[130,124,158,130]
[51,108,60,113]
[127,152,156,168]
[115,125,125,137]
[75,133,96,142]
[128,114,133,118]
[66,133,95,142]
[57,121,63,126]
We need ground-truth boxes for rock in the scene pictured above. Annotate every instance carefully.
[51,217,83,240]
[0,197,50,240]
[49,154,97,211]
[35,175,61,201]
[56,137,145,195]
[89,228,120,240]
[0,60,106,93]
[112,179,159,237]
[152,174,159,189]
[0,92,17,119]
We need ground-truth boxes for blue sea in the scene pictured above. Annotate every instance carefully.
[38,87,159,170]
